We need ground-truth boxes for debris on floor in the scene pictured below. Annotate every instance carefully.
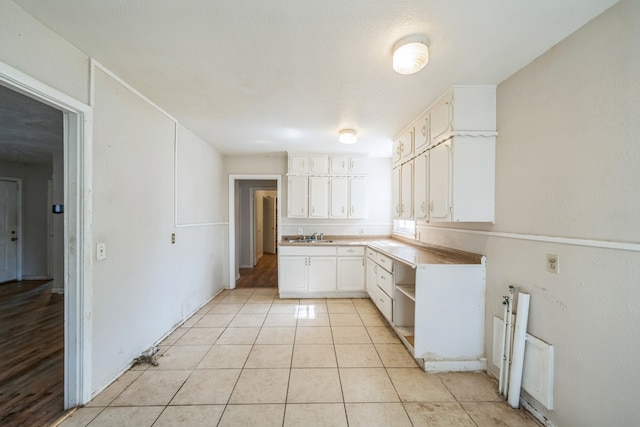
[132,346,159,366]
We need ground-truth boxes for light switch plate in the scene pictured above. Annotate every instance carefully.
[97,243,107,260]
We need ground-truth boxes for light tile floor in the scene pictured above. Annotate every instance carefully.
[60,288,542,426]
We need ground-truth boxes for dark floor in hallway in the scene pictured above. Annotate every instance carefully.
[0,280,65,427]
[236,253,278,288]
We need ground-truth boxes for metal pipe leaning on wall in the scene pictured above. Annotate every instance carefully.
[499,285,515,397]
[508,292,531,408]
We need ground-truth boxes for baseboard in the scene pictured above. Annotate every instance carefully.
[21,275,51,280]
[278,291,369,299]
[423,358,487,372]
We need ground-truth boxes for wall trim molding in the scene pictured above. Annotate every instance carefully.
[176,222,229,228]
[419,225,640,252]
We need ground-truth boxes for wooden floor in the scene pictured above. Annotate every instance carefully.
[236,253,278,288]
[0,280,65,427]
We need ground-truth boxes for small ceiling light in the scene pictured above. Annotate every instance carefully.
[392,35,429,75]
[339,129,357,144]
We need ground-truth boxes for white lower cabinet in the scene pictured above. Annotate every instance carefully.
[337,247,365,291]
[279,246,367,297]
[307,257,337,291]
[365,248,394,323]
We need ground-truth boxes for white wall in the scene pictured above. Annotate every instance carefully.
[417,1,640,425]
[0,160,52,278]
[91,67,228,390]
[0,1,89,104]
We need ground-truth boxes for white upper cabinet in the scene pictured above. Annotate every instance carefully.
[309,176,329,218]
[413,151,429,221]
[393,128,415,167]
[392,166,401,219]
[430,86,496,145]
[330,177,348,218]
[349,155,368,175]
[289,153,308,174]
[349,177,368,218]
[414,112,431,154]
[429,136,496,222]
[400,161,414,220]
[428,142,451,221]
[309,154,329,175]
[288,152,369,219]
[330,155,349,174]
[287,175,308,218]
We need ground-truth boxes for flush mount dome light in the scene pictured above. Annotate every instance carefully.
[339,129,357,144]
[392,35,429,75]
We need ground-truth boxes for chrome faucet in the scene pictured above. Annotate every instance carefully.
[310,232,318,240]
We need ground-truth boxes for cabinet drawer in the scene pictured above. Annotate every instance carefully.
[279,246,336,256]
[376,253,394,273]
[371,286,393,323]
[377,270,394,297]
[366,248,377,260]
[337,246,364,256]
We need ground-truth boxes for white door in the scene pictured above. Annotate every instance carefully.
[429,141,452,221]
[307,256,337,291]
[309,176,329,218]
[337,257,365,291]
[330,177,348,218]
[254,191,264,263]
[414,151,429,221]
[287,175,308,218]
[401,161,414,220]
[349,177,368,218]
[263,196,277,254]
[0,180,19,283]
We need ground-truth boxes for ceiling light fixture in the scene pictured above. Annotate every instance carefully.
[392,35,429,75]
[339,129,357,144]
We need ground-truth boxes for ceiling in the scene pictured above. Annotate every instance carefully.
[13,0,617,158]
[0,84,62,164]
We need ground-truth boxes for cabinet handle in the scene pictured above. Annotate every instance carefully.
[350,159,354,170]
[374,265,378,273]
[381,275,386,280]
[342,206,345,213]
[395,205,400,213]
[422,124,427,137]
[429,200,434,212]
[311,159,315,170]
[421,201,426,213]
[342,160,346,169]
[351,205,354,214]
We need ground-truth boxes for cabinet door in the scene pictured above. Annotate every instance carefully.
[429,141,452,221]
[309,176,329,218]
[400,128,415,163]
[330,177,348,218]
[330,155,348,174]
[308,257,337,291]
[338,257,365,291]
[414,112,430,153]
[279,257,307,290]
[430,91,453,143]
[349,155,368,175]
[392,166,401,219]
[309,154,329,175]
[349,177,368,218]
[289,154,308,174]
[366,258,378,296]
[400,161,414,220]
[413,151,429,221]
[287,175,308,218]
[392,139,403,166]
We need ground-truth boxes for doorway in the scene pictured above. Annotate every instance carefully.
[228,175,281,289]
[0,62,91,413]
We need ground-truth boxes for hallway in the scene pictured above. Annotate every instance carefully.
[0,280,64,426]
[59,288,541,426]
[236,254,278,288]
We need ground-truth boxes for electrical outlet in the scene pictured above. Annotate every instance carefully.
[547,253,559,274]
[96,243,107,260]
[359,228,364,235]
[297,228,303,235]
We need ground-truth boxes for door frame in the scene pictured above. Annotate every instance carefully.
[0,177,22,282]
[0,62,93,407]
[228,175,281,289]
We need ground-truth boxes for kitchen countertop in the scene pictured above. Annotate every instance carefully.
[279,235,483,267]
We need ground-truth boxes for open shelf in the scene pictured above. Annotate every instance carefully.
[396,284,416,301]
